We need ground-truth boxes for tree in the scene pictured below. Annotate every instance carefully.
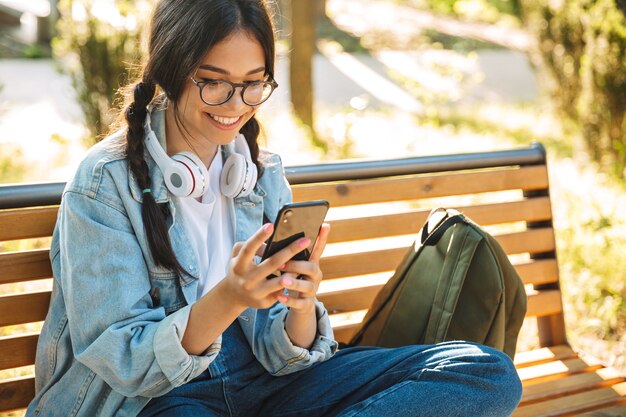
[289,0,316,130]
[521,0,626,180]
[54,0,148,141]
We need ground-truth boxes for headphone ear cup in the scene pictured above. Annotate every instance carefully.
[220,134,258,198]
[171,152,209,199]
[145,122,192,198]
[221,153,248,198]
[161,162,193,197]
[144,110,208,199]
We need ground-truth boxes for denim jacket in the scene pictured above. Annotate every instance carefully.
[27,110,338,417]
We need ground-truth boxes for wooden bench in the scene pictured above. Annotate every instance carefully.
[1,143,625,416]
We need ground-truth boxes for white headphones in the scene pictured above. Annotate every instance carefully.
[144,112,258,199]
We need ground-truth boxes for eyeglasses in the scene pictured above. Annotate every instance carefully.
[190,76,278,106]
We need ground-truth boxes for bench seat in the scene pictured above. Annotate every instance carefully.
[1,143,625,415]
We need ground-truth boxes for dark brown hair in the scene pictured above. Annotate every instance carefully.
[123,0,275,276]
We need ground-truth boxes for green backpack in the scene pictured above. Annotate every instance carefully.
[348,208,527,360]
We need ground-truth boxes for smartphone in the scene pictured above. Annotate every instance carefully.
[261,200,329,278]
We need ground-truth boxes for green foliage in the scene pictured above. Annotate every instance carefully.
[53,0,148,142]
[521,0,626,180]
[558,200,626,341]
[0,143,26,184]
[22,44,46,59]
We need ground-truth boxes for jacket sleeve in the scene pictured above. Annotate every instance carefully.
[58,190,219,398]
[259,300,338,376]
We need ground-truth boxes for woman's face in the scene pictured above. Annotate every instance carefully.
[170,30,267,158]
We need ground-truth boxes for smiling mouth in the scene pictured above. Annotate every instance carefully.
[208,113,241,126]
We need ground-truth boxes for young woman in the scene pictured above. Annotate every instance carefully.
[27,1,523,416]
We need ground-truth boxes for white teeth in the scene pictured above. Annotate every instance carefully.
[209,114,239,125]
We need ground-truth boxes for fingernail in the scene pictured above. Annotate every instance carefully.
[282,277,293,286]
[263,223,273,233]
[299,238,311,248]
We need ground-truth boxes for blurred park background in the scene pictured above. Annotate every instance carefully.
[0,0,625,393]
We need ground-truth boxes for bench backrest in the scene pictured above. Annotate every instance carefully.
[0,143,566,413]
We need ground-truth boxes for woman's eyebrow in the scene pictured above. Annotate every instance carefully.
[198,64,266,75]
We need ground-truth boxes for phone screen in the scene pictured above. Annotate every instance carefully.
[261,200,329,277]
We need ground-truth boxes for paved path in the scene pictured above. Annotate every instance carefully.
[327,0,531,51]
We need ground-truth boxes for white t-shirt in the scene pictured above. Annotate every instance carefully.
[174,150,235,299]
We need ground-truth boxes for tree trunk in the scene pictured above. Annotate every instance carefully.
[289,0,315,129]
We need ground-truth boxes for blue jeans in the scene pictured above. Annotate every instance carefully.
[139,321,522,417]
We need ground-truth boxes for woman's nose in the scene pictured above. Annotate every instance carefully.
[224,87,249,111]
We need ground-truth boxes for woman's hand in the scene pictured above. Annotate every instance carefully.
[276,223,331,313]
[222,223,312,310]
[279,223,330,348]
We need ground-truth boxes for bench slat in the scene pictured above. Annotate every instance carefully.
[323,284,560,322]
[321,229,556,282]
[0,291,50,327]
[574,403,626,416]
[321,248,404,280]
[521,368,626,404]
[513,382,626,417]
[318,285,382,314]
[0,376,35,412]
[497,228,555,255]
[327,198,553,243]
[329,310,367,342]
[319,257,559,288]
[0,334,38,371]
[515,259,559,286]
[526,290,562,318]
[518,357,605,384]
[0,206,58,241]
[0,249,52,285]
[293,165,549,207]
[514,345,577,368]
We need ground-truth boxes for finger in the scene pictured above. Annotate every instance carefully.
[279,261,321,282]
[237,223,273,264]
[280,274,317,297]
[262,274,288,294]
[277,294,314,311]
[309,223,330,262]
[231,241,245,258]
[258,237,311,277]
[240,275,285,304]
[255,243,267,258]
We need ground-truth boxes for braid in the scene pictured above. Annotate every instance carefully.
[125,81,154,189]
[125,79,189,279]
[240,116,264,178]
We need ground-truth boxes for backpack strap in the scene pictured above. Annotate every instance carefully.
[421,207,464,246]
[423,216,484,343]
